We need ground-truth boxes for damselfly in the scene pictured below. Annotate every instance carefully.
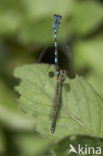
[30,14,75,133]
[50,14,64,133]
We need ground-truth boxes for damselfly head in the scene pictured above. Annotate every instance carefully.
[53,14,62,19]
[53,14,62,29]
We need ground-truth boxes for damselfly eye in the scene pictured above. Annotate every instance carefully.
[48,71,55,78]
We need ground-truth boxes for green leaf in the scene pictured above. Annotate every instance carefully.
[14,64,103,142]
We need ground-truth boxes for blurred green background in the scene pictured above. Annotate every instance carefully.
[0,0,103,155]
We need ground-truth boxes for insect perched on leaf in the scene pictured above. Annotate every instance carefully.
[38,14,75,133]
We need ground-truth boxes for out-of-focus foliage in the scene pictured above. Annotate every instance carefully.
[0,0,103,155]
[73,35,103,96]
[53,135,103,156]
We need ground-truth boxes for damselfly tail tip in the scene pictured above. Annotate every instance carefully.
[51,128,55,134]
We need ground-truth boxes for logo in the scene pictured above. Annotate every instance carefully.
[68,144,102,155]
